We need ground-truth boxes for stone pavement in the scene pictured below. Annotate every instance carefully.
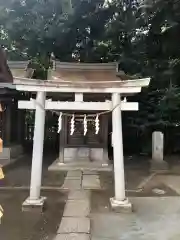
[54,169,180,240]
[91,197,180,240]
[54,170,100,240]
[54,190,90,240]
[61,170,101,190]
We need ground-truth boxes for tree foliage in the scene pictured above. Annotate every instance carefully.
[1,0,180,153]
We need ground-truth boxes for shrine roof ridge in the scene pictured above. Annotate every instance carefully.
[7,61,118,70]
[55,61,117,70]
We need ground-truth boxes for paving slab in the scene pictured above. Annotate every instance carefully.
[54,233,90,240]
[68,190,90,200]
[82,175,101,189]
[61,179,81,190]
[58,217,90,234]
[66,171,82,180]
[63,199,90,217]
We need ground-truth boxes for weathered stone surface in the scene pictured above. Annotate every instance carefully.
[68,190,90,200]
[110,197,133,213]
[22,196,46,212]
[91,197,180,240]
[49,160,113,172]
[61,179,81,190]
[82,175,100,189]
[63,199,90,217]
[54,233,90,240]
[58,217,90,234]
[66,171,82,180]
[152,131,164,162]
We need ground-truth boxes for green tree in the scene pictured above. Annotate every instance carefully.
[2,0,180,153]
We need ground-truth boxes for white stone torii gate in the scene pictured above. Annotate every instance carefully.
[18,99,139,111]
[14,76,150,213]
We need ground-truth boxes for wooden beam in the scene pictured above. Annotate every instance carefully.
[15,85,142,94]
[18,100,139,111]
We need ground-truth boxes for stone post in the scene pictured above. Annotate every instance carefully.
[151,131,168,170]
[22,91,46,210]
[110,93,132,213]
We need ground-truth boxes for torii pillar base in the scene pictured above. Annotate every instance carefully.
[110,197,133,213]
[22,197,46,212]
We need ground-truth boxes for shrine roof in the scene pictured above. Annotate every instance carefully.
[2,61,150,93]
[52,62,132,83]
[10,61,132,81]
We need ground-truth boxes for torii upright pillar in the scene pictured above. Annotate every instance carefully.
[110,93,132,213]
[22,91,46,211]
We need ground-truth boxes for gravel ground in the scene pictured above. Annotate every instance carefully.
[0,155,66,188]
[0,190,67,240]
[0,154,67,240]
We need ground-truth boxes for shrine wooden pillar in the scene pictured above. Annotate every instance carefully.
[4,102,12,145]
[2,99,19,146]
[17,109,25,143]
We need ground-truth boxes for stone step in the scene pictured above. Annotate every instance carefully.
[66,171,82,180]
[49,159,112,172]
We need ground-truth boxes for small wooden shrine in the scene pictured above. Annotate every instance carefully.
[10,60,150,212]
